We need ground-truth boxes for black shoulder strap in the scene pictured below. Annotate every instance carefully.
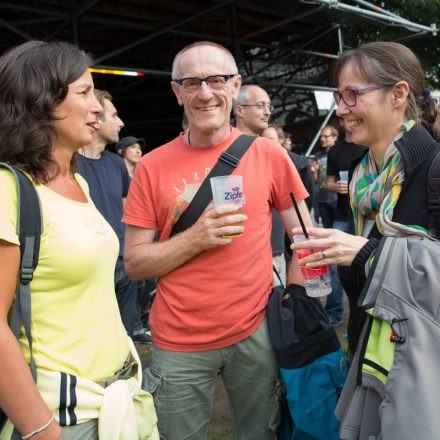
[170,134,256,237]
[427,150,440,239]
[0,163,42,381]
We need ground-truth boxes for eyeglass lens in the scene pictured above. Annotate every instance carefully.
[334,90,356,107]
[257,104,273,111]
[241,103,273,111]
[181,76,228,90]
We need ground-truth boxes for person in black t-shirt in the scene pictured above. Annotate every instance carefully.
[311,126,338,227]
[323,125,367,325]
[326,126,367,231]
[76,90,143,341]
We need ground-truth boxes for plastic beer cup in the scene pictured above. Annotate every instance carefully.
[210,175,244,238]
[293,235,332,297]
[339,170,349,182]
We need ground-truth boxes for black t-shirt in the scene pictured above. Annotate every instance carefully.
[76,150,130,257]
[288,151,314,210]
[270,209,285,256]
[326,141,367,220]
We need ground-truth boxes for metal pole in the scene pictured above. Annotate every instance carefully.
[352,0,401,19]
[298,50,339,60]
[95,0,231,64]
[12,17,64,26]
[0,17,32,40]
[305,102,336,157]
[80,15,290,51]
[394,31,429,43]
[316,0,437,35]
[50,0,98,38]
[337,26,344,54]
[71,0,78,45]
[0,2,67,18]
[248,24,339,79]
[238,6,325,43]
[258,81,336,92]
[231,0,249,75]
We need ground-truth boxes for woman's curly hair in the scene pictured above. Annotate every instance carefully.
[0,40,92,183]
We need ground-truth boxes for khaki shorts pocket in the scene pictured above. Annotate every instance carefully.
[142,367,168,438]
[142,366,162,394]
[267,376,282,433]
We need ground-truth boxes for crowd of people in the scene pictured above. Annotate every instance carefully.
[0,36,439,440]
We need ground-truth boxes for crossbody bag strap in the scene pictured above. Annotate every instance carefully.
[272,264,283,286]
[427,150,440,239]
[170,134,256,237]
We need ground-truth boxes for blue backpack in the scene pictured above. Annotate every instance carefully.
[267,284,347,440]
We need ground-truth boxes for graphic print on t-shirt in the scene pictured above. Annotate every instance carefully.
[165,168,214,233]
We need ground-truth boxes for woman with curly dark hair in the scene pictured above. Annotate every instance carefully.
[0,41,158,440]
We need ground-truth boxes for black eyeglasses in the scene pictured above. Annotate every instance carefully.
[333,84,394,107]
[239,103,274,112]
[173,74,236,91]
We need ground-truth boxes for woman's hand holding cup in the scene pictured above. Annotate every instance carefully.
[291,227,369,267]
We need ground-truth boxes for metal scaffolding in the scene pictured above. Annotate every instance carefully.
[0,0,437,147]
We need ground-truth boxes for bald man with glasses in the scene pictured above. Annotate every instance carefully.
[234,84,273,136]
[123,41,311,440]
[234,85,288,288]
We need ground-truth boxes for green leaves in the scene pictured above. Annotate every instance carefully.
[343,0,440,87]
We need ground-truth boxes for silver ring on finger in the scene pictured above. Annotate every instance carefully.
[321,250,326,259]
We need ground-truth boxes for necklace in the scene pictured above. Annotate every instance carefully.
[187,126,232,146]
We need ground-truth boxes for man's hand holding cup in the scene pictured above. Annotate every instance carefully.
[210,175,245,238]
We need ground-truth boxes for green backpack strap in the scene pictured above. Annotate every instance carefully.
[0,163,42,438]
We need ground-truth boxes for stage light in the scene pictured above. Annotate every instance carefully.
[88,67,144,77]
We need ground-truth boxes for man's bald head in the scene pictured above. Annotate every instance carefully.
[234,85,272,135]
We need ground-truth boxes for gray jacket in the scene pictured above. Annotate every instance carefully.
[336,236,440,440]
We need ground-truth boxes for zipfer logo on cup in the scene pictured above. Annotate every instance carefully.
[224,190,243,201]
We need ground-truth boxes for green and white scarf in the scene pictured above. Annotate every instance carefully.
[349,120,431,238]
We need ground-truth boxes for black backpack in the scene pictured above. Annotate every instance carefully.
[0,163,42,439]
[427,151,440,238]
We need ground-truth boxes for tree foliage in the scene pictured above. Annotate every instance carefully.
[342,0,440,87]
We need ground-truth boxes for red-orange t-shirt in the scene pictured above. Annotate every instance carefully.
[123,128,308,351]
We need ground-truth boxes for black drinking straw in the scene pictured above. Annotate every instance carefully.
[290,192,310,239]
